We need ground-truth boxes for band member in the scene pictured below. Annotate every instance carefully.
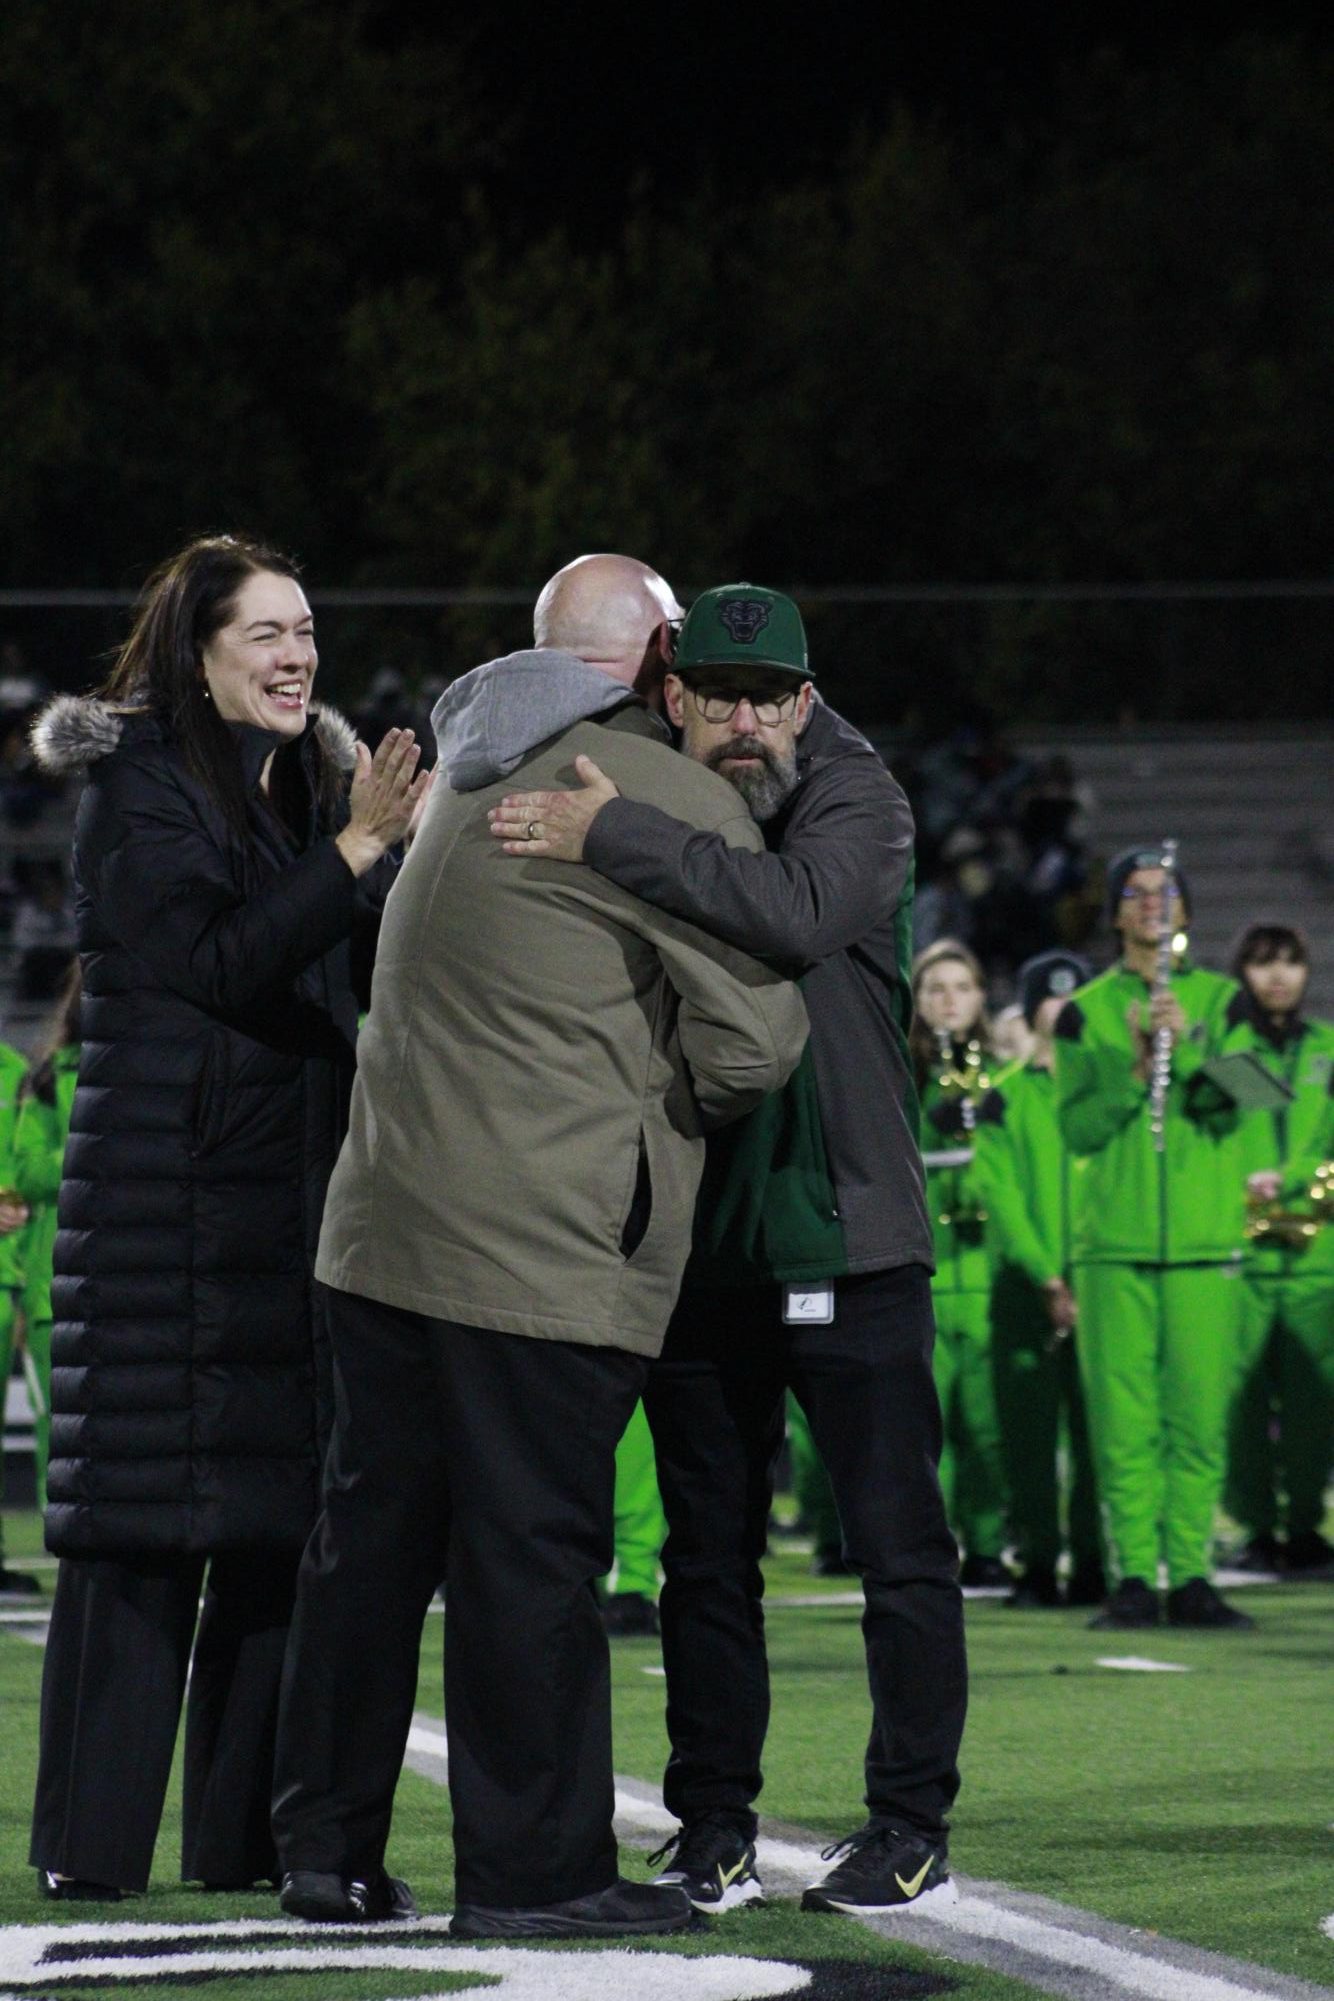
[911,941,1012,1587]
[0,1037,40,1598]
[1055,847,1250,1629]
[603,1403,667,1636]
[1222,925,1333,1574]
[972,950,1103,1608]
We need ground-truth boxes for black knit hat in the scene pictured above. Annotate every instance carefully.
[1018,949,1092,1026]
[1105,845,1193,921]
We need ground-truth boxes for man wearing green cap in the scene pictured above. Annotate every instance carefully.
[491,583,965,1920]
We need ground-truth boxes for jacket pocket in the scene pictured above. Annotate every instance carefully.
[190,1036,230,1158]
[619,1132,654,1260]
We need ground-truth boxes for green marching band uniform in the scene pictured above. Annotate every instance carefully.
[920,1050,1009,1569]
[610,1399,667,1604]
[1221,994,1334,1561]
[1054,960,1244,1596]
[972,964,1103,1604]
[9,1043,80,1513]
[0,1040,32,1575]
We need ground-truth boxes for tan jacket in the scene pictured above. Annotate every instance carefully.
[316,704,808,1354]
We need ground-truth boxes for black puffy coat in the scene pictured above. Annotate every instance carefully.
[32,696,380,1555]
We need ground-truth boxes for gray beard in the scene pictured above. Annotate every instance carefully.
[705,735,799,823]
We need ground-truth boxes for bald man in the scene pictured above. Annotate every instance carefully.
[272,556,808,1940]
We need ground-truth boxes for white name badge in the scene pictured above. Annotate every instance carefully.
[783,1284,835,1325]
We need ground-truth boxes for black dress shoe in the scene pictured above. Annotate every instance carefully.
[1007,1566,1062,1608]
[0,1566,44,1600]
[280,1868,417,1922]
[602,1591,661,1637]
[37,1870,123,1902]
[1065,1559,1108,1607]
[1165,1578,1255,1630]
[1230,1533,1284,1574]
[959,1554,1015,1589]
[451,1877,693,1939]
[1283,1529,1334,1574]
[1087,1576,1159,1629]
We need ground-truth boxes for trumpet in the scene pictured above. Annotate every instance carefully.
[1244,1160,1333,1252]
[928,1029,991,1238]
[932,1028,992,1136]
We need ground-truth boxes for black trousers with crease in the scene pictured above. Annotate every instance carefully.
[271,1285,647,1908]
[30,1546,299,1891]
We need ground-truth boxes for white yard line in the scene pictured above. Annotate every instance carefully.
[408,1714,1332,2001]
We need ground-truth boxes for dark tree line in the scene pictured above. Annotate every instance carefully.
[2,9,1330,719]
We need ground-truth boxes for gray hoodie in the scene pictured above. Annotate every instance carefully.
[433,648,665,791]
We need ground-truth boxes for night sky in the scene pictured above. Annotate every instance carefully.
[375,2,1332,239]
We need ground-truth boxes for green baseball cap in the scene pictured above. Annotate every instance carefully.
[674,583,812,681]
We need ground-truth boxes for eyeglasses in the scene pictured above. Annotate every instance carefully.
[684,685,799,726]
[1119,883,1173,902]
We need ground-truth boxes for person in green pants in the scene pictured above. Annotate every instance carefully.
[604,1399,667,1635]
[912,939,1012,1588]
[0,1036,41,1598]
[973,949,1104,1609]
[10,966,82,1519]
[1054,846,1250,1631]
[1220,925,1333,1575]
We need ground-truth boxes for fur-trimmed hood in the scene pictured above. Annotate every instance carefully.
[31,693,358,777]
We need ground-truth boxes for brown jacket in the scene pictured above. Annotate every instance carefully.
[316,699,808,1354]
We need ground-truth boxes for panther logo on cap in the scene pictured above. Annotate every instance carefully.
[717,598,771,644]
[1050,968,1078,996]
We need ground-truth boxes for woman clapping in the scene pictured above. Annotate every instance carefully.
[28,534,429,1902]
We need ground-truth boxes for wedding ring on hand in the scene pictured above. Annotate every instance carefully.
[527,821,541,841]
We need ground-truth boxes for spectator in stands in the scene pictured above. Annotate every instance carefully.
[11,859,77,1001]
[25,532,428,1903]
[0,661,63,829]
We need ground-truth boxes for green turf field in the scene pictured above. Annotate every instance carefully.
[2,1505,1331,2001]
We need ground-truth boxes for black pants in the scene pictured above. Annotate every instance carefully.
[645,1263,967,1841]
[271,1285,647,1908]
[30,1548,299,1891]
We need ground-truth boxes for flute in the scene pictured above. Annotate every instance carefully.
[1148,837,1178,1154]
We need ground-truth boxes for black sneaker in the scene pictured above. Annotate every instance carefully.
[1165,1578,1255,1630]
[602,1591,661,1637]
[649,1813,764,1912]
[451,1877,692,1939]
[811,1548,855,1578]
[280,1868,417,1922]
[801,1824,956,1914]
[1087,1576,1159,1629]
[958,1554,1014,1589]
[1230,1533,1284,1574]
[1007,1565,1061,1608]
[1283,1529,1334,1574]
[1065,1559,1108,1608]
[0,1565,43,1600]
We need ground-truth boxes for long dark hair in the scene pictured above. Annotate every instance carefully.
[22,957,82,1107]
[1231,923,1308,976]
[98,533,339,833]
